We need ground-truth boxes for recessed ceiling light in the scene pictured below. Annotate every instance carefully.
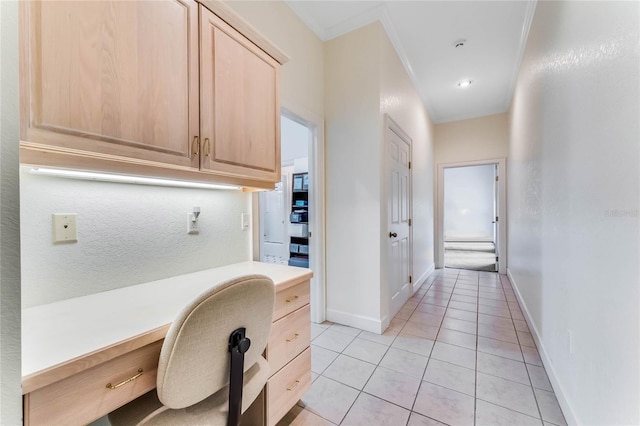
[454,39,467,48]
[457,80,473,88]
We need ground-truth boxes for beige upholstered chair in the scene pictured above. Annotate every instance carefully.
[109,274,275,425]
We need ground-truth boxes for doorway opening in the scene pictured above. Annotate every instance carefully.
[443,164,497,271]
[436,158,506,274]
[255,109,326,323]
[258,116,310,267]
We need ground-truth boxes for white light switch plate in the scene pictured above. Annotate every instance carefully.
[241,213,250,231]
[52,213,77,243]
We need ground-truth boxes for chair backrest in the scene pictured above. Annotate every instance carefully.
[156,274,275,409]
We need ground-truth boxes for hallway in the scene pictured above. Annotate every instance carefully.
[279,269,566,425]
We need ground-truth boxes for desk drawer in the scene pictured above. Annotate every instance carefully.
[25,340,162,426]
[267,304,310,374]
[266,347,311,426]
[273,281,310,321]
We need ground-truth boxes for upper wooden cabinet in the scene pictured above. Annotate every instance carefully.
[199,8,280,183]
[19,0,286,189]
[20,0,200,170]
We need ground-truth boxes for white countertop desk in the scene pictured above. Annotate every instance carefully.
[22,261,313,395]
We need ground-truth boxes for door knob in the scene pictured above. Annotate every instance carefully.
[389,232,397,238]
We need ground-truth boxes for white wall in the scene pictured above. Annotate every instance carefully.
[444,165,495,242]
[378,26,435,322]
[434,113,508,165]
[281,116,310,165]
[1,0,22,423]
[325,23,382,331]
[325,22,434,332]
[508,2,639,425]
[21,168,251,307]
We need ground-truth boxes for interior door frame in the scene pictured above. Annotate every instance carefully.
[383,114,413,321]
[436,158,507,274]
[252,103,326,324]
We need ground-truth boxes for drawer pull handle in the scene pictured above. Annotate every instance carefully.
[286,295,299,303]
[106,369,143,390]
[286,333,300,342]
[286,380,300,391]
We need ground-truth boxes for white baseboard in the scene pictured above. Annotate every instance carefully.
[326,308,385,334]
[414,262,435,293]
[506,269,580,426]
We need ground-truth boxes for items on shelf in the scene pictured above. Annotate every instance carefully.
[288,173,309,268]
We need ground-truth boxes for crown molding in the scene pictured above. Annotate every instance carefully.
[504,0,538,111]
[283,1,329,40]
[377,7,439,123]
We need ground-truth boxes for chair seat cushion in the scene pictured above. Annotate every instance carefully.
[109,356,270,426]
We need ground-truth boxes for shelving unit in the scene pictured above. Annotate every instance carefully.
[288,173,309,268]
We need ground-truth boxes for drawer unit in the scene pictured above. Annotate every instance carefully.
[22,264,312,426]
[266,305,310,374]
[273,281,310,321]
[24,340,162,426]
[266,348,311,426]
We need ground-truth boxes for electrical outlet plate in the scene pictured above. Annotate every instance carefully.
[187,213,199,234]
[52,213,77,243]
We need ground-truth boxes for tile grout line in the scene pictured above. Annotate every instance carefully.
[306,270,557,426]
[333,275,440,425]
[408,269,457,420]
[473,272,480,426]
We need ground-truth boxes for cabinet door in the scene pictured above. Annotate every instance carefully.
[200,7,280,183]
[21,0,200,170]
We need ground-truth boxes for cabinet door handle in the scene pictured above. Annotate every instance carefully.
[285,295,299,303]
[192,136,199,157]
[106,368,143,390]
[286,380,300,391]
[204,138,211,157]
[286,333,300,342]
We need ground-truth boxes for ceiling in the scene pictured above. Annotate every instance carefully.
[284,1,537,123]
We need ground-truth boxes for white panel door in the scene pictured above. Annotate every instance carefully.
[387,125,411,318]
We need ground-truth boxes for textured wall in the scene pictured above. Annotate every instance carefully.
[0,1,23,423]
[508,1,639,424]
[325,23,382,330]
[21,169,251,308]
[434,113,508,166]
[324,22,434,331]
[379,25,435,320]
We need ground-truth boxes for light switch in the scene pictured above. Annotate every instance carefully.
[241,213,250,231]
[53,213,77,243]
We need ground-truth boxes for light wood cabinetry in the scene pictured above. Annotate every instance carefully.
[20,0,286,189]
[200,8,280,183]
[265,283,311,426]
[273,281,311,321]
[20,0,200,170]
[266,348,312,426]
[24,341,162,426]
[22,263,311,426]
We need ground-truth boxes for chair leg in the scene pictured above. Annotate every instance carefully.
[228,328,251,426]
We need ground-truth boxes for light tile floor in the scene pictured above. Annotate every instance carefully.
[277,269,567,426]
